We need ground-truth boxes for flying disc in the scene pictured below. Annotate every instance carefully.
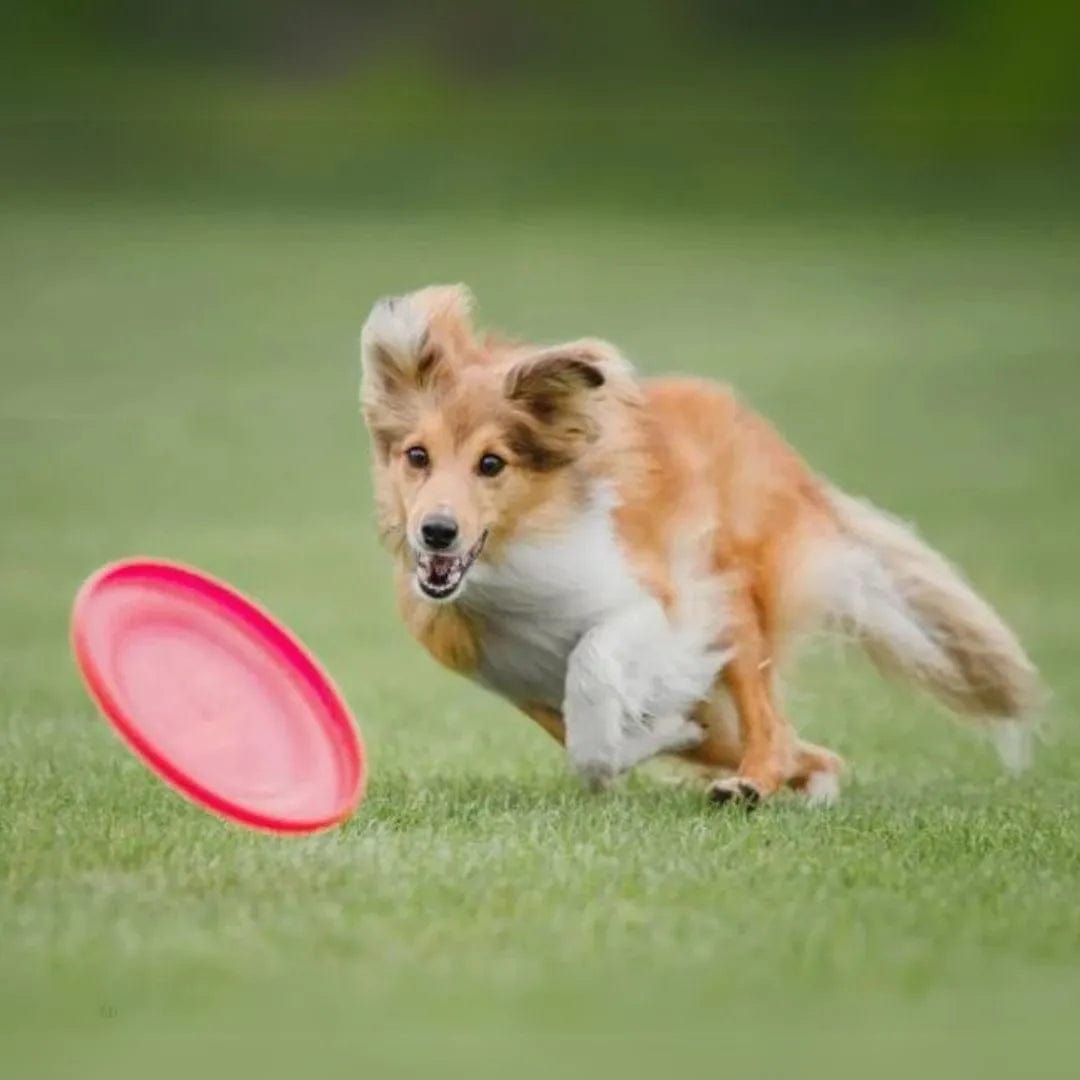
[71,558,365,833]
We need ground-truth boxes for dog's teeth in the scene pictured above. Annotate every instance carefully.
[415,538,486,600]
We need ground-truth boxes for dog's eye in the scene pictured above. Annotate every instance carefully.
[405,445,430,469]
[477,453,506,478]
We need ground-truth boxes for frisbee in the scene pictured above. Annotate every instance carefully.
[71,558,365,833]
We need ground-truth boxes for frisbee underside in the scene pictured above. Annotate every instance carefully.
[72,560,364,833]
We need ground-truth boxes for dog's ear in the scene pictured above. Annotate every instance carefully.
[505,342,606,412]
[503,340,615,469]
[359,284,474,461]
[360,284,473,405]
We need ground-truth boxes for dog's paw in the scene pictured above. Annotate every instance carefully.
[707,777,762,809]
[567,741,620,791]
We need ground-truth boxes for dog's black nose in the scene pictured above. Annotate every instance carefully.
[420,514,459,551]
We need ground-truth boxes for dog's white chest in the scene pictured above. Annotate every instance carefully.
[462,504,644,710]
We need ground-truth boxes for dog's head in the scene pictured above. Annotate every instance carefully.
[360,285,629,602]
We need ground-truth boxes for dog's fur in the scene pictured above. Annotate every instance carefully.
[359,284,1043,804]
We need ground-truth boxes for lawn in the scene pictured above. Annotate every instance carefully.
[2,199,1078,1079]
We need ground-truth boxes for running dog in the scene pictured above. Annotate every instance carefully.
[359,285,1042,805]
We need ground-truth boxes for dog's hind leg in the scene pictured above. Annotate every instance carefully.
[700,583,846,807]
[685,687,844,805]
[785,740,845,805]
[707,661,793,804]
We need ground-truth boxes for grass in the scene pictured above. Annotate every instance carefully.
[2,198,1079,1079]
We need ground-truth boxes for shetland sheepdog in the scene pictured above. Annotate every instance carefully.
[359,284,1042,805]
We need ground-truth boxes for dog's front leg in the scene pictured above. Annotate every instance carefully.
[563,601,702,788]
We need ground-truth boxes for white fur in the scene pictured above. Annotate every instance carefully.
[563,599,715,784]
[821,488,1042,723]
[790,501,1040,763]
[462,488,730,784]
[463,492,642,709]
[991,719,1034,774]
[793,537,946,672]
[803,770,841,807]
[360,295,430,374]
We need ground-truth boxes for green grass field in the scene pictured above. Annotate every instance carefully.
[3,200,1079,1079]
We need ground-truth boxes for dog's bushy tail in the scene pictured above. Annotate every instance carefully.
[822,488,1044,769]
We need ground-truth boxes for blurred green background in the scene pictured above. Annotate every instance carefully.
[5,0,1079,215]
[3,5,1079,1079]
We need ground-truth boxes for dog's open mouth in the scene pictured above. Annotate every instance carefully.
[415,532,487,600]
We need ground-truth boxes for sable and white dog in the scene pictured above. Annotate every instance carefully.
[359,285,1042,805]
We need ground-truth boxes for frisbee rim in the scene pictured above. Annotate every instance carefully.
[71,557,365,835]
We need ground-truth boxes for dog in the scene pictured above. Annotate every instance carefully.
[358,284,1042,805]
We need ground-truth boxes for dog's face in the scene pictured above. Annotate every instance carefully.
[360,286,617,602]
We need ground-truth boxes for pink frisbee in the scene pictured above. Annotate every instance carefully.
[71,558,365,834]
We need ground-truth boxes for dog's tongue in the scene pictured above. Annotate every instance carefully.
[430,555,456,583]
